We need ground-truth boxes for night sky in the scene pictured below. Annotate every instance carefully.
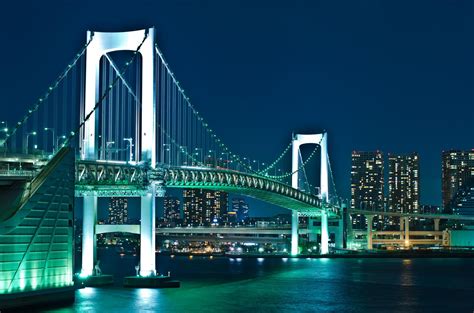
[0,1,473,209]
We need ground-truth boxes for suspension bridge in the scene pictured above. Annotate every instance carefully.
[1,27,473,296]
[0,27,342,286]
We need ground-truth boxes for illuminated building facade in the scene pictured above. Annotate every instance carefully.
[442,150,474,212]
[350,151,384,229]
[388,153,420,214]
[451,181,474,217]
[183,189,228,226]
[228,198,249,223]
[107,197,128,224]
[164,196,181,225]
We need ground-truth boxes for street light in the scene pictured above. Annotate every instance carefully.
[253,160,260,172]
[208,149,217,167]
[0,121,8,152]
[44,127,56,152]
[163,143,172,165]
[56,135,67,150]
[194,147,203,165]
[124,138,134,162]
[243,157,252,171]
[25,131,37,154]
[179,145,188,165]
[1,121,8,136]
[106,141,115,160]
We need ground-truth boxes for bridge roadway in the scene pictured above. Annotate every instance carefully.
[97,225,294,236]
[7,158,474,221]
[74,159,337,217]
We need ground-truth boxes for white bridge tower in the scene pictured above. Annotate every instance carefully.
[291,132,329,255]
[80,28,157,277]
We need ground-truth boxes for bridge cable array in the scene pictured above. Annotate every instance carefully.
[62,33,149,151]
[154,43,323,183]
[3,31,327,199]
[4,37,94,148]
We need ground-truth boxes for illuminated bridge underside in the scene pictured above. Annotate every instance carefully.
[74,162,339,216]
[161,167,337,216]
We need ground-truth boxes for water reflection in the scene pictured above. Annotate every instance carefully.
[54,254,474,313]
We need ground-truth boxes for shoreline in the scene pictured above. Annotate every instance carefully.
[157,250,474,259]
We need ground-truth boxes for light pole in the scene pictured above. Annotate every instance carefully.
[0,121,8,152]
[44,127,56,152]
[56,135,67,150]
[253,160,260,172]
[194,147,203,165]
[243,157,252,172]
[221,152,230,168]
[106,141,115,160]
[208,149,217,167]
[25,131,37,154]
[1,121,7,140]
[179,145,188,165]
[163,143,172,165]
[124,138,134,162]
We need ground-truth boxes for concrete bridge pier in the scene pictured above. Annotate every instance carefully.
[366,214,374,250]
[320,211,329,254]
[404,217,410,248]
[335,216,344,249]
[291,211,299,256]
[434,218,440,240]
[308,217,318,242]
[140,184,156,276]
[82,195,97,276]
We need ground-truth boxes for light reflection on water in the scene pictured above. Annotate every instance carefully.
[43,254,474,313]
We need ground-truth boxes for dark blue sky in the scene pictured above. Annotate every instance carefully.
[0,0,473,206]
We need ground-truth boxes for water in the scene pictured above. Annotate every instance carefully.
[46,250,474,312]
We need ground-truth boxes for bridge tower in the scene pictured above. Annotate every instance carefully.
[291,133,329,255]
[80,28,157,277]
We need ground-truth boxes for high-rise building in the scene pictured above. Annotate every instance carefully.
[442,150,474,212]
[228,198,249,223]
[108,197,128,224]
[451,181,474,217]
[164,196,181,225]
[183,189,202,226]
[183,189,228,226]
[388,153,420,214]
[350,151,384,229]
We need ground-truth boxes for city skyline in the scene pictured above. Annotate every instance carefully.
[0,1,472,206]
[1,2,473,312]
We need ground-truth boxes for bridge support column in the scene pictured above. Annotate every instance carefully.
[81,195,97,276]
[291,211,299,255]
[308,217,318,242]
[434,218,440,240]
[366,215,374,250]
[404,217,410,248]
[140,185,156,276]
[291,211,299,256]
[335,216,344,249]
[320,211,329,255]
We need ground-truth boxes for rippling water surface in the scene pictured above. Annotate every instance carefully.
[46,251,474,313]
